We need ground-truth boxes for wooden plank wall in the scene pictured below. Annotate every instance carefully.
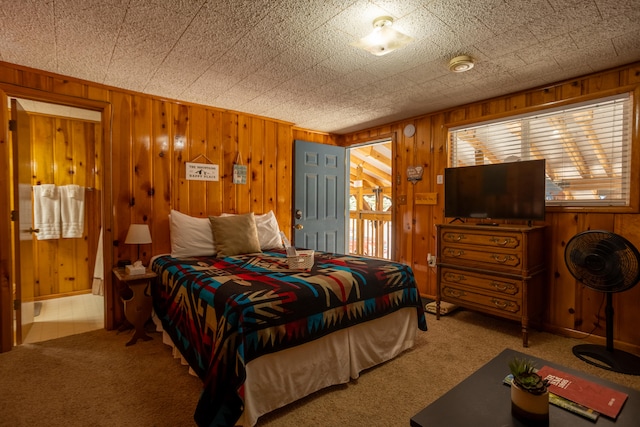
[110,99,300,265]
[341,62,640,353]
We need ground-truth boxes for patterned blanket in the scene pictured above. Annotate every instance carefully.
[151,250,427,427]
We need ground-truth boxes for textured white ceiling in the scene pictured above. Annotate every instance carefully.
[1,0,638,134]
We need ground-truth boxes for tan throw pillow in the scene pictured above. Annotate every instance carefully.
[221,210,282,250]
[209,213,262,257]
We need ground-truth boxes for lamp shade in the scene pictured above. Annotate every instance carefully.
[124,224,152,245]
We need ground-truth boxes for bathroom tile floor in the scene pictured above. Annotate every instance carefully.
[23,293,104,344]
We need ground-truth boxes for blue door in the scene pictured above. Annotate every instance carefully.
[293,140,347,253]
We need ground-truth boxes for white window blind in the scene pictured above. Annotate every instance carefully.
[449,93,632,207]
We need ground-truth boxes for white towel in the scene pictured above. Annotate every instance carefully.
[33,184,61,240]
[60,184,85,238]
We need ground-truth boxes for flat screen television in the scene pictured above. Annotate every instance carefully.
[444,159,546,222]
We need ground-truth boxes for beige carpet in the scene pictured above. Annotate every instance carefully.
[1,310,639,427]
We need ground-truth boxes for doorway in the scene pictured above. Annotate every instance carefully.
[292,138,394,259]
[7,97,105,345]
[348,139,393,259]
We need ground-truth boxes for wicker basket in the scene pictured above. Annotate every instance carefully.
[287,249,314,270]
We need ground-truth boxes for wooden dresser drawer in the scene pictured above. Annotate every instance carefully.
[441,229,522,250]
[441,284,522,315]
[440,245,522,269]
[441,267,521,297]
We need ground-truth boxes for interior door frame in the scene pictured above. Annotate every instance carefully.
[346,134,396,260]
[0,83,113,352]
[11,98,35,344]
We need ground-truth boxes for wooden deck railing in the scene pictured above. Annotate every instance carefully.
[348,210,392,259]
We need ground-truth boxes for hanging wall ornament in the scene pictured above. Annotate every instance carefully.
[233,153,247,184]
[406,166,424,184]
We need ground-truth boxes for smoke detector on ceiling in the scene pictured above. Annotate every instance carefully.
[448,55,475,73]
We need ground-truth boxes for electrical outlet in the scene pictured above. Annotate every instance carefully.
[428,254,436,267]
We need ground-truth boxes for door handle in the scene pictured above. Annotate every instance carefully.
[28,227,40,233]
[294,224,303,230]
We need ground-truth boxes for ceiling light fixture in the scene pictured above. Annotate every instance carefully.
[352,16,413,56]
[448,55,475,73]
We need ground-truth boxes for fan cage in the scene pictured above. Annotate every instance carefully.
[565,230,640,293]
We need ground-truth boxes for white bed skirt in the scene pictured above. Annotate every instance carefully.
[154,307,418,427]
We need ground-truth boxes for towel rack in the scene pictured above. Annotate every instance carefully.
[34,183,94,191]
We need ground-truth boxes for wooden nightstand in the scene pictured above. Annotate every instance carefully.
[112,268,157,346]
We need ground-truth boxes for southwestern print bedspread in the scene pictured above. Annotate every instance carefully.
[151,250,427,427]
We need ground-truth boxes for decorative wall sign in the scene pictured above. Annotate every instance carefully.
[233,152,247,185]
[406,166,424,183]
[416,192,438,205]
[233,164,247,184]
[186,162,219,181]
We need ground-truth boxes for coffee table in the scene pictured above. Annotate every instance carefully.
[410,348,640,426]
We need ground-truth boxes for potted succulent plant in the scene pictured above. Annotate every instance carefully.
[509,357,549,426]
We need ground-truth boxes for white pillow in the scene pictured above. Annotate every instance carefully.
[169,209,216,258]
[255,211,283,250]
[221,210,282,250]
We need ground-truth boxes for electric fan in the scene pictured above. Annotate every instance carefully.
[564,230,640,375]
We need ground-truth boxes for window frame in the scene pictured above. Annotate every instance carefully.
[444,87,640,215]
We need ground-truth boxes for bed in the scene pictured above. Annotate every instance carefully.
[151,211,428,427]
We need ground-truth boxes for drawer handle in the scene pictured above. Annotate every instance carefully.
[491,298,513,310]
[489,237,512,246]
[491,281,515,293]
[445,233,465,242]
[491,298,519,313]
[491,254,513,263]
[445,273,466,283]
[446,249,465,258]
[444,288,465,298]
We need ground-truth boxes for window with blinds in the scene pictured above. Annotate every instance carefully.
[448,93,632,207]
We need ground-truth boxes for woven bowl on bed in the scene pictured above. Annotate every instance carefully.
[287,250,314,270]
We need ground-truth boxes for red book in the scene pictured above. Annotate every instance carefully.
[537,366,628,419]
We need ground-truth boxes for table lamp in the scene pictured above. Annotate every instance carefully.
[124,224,152,275]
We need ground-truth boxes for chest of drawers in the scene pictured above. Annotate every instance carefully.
[435,224,546,347]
